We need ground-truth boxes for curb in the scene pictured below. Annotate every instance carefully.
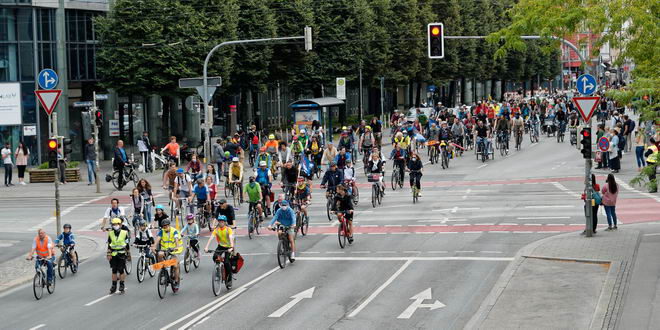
[0,235,104,295]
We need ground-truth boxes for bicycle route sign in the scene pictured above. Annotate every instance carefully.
[576,73,597,96]
[598,136,609,152]
[38,69,58,90]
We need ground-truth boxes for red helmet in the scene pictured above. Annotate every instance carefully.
[260,146,266,152]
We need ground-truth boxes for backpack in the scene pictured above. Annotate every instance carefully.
[617,136,626,149]
[593,191,602,205]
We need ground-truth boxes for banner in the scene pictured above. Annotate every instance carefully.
[0,83,22,125]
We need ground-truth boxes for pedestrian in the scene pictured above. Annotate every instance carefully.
[129,187,144,228]
[113,140,129,190]
[581,174,601,235]
[137,131,151,173]
[136,179,154,225]
[609,129,621,173]
[2,142,14,186]
[14,141,29,185]
[213,139,224,178]
[84,138,97,185]
[57,145,66,184]
[635,128,647,171]
[602,174,619,231]
[623,115,635,153]
[644,138,658,193]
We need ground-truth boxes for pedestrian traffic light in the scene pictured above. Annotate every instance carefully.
[63,138,73,158]
[580,127,592,159]
[47,138,58,168]
[95,109,103,128]
[427,23,444,59]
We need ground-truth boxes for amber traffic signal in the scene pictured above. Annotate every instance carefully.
[427,23,444,59]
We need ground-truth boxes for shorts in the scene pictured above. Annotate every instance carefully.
[197,199,208,208]
[109,254,126,274]
[280,227,296,236]
[178,190,191,199]
[213,246,231,263]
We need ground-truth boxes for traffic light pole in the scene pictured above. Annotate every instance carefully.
[92,92,101,194]
[584,126,593,237]
[52,113,62,237]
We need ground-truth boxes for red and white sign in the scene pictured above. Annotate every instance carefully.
[35,89,62,115]
[572,96,600,122]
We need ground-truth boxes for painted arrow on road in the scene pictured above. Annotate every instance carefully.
[268,287,315,318]
[397,288,445,319]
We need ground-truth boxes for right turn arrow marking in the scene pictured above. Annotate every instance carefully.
[397,288,446,319]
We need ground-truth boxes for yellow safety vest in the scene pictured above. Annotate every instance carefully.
[109,230,128,256]
[213,227,233,248]
[159,229,183,254]
[647,145,658,164]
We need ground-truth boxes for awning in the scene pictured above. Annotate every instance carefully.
[289,97,345,109]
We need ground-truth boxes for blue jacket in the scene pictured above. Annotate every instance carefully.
[269,207,296,227]
[55,232,76,245]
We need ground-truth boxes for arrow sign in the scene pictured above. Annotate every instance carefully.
[268,287,315,318]
[35,90,62,116]
[576,74,597,96]
[38,69,59,90]
[572,96,600,122]
[397,288,446,319]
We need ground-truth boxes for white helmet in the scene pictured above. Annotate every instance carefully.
[232,157,239,162]
[259,161,267,167]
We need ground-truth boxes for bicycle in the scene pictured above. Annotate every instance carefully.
[248,148,257,167]
[195,201,211,233]
[32,257,55,300]
[410,170,421,203]
[325,188,337,221]
[282,183,296,202]
[56,245,78,279]
[135,244,155,283]
[361,148,372,175]
[369,173,384,208]
[154,248,179,299]
[557,122,565,143]
[514,129,523,151]
[247,202,261,239]
[346,179,359,206]
[210,248,233,295]
[273,225,294,269]
[497,131,509,156]
[111,163,139,190]
[569,126,578,146]
[530,122,540,143]
[336,211,351,249]
[294,199,309,237]
[231,181,242,207]
[440,141,450,169]
[428,141,439,164]
[476,137,492,163]
[391,161,404,190]
[183,237,200,273]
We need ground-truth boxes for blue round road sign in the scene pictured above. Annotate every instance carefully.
[38,69,59,90]
[598,136,609,152]
[576,74,597,96]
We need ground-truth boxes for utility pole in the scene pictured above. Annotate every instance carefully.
[92,91,101,193]
[380,77,385,122]
[359,61,363,121]
[52,112,62,237]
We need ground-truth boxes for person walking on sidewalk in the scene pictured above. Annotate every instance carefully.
[84,138,97,185]
[609,129,621,173]
[137,131,151,173]
[623,115,635,153]
[14,141,29,185]
[645,138,658,193]
[602,174,619,231]
[581,174,601,235]
[635,128,647,171]
[2,142,14,186]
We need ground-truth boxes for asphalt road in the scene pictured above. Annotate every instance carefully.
[1,127,657,330]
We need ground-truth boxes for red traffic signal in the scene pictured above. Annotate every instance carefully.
[47,138,58,150]
[581,130,590,138]
[427,23,444,59]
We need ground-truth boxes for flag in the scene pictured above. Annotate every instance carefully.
[300,153,313,176]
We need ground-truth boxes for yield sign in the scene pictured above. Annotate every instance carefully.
[35,89,62,115]
[572,96,600,122]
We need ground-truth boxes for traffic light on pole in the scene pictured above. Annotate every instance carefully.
[427,23,444,59]
[95,109,103,128]
[47,138,58,168]
[62,138,73,159]
[580,127,592,159]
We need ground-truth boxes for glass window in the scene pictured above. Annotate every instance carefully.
[17,8,32,41]
[39,42,53,70]
[85,12,93,41]
[87,45,94,79]
[67,44,77,80]
[21,82,36,124]
[66,10,76,41]
[0,43,18,81]
[38,9,54,41]
[19,43,33,80]
[78,44,86,79]
[0,8,17,41]
[77,11,85,42]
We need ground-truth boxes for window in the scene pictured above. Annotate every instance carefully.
[19,43,33,80]
[17,8,31,41]
[0,8,17,41]
[38,9,54,41]
[0,43,18,81]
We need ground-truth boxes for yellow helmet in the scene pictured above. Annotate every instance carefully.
[268,134,275,140]
[365,125,372,131]
[111,218,122,225]
[342,126,348,130]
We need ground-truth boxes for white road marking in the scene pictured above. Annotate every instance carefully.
[385,225,402,227]
[427,251,448,254]
[397,288,445,319]
[513,231,534,233]
[524,205,573,209]
[84,294,113,306]
[489,231,510,233]
[268,287,315,318]
[498,223,518,225]
[301,251,320,254]
[29,324,46,330]
[480,251,503,254]
[464,231,483,234]
[297,256,514,261]
[643,233,660,237]
[30,195,107,231]
[477,164,488,169]
[347,260,413,318]
[367,233,386,235]
[455,251,474,253]
[619,181,660,202]
[517,216,571,220]
[415,232,435,234]
[196,317,210,325]
[523,224,542,226]
[475,223,495,225]
[376,251,397,254]
[350,251,371,254]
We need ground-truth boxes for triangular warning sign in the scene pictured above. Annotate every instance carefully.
[35,89,62,116]
[572,96,600,122]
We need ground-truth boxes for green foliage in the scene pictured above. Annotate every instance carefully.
[37,162,49,170]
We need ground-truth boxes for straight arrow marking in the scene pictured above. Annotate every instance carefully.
[268,287,315,318]
[397,288,446,319]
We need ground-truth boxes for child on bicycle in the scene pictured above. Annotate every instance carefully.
[294,177,311,219]
[333,184,355,243]
[55,223,77,266]
[407,152,424,196]
[133,220,155,263]
[190,179,211,218]
[181,214,200,259]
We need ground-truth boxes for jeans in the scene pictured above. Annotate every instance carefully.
[625,134,632,152]
[477,136,490,153]
[141,151,150,172]
[58,160,66,183]
[35,257,55,282]
[3,164,11,185]
[604,205,617,227]
[635,146,646,168]
[143,203,153,224]
[86,159,96,183]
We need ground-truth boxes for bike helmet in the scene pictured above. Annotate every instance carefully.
[232,157,239,162]
[365,125,372,131]
[217,215,227,222]
[138,220,147,227]
[111,218,122,225]
[259,161,267,167]
[224,151,230,157]
[218,199,227,204]
[186,214,195,221]
[281,200,289,206]
[155,204,164,210]
[176,168,184,173]
[297,176,305,182]
[161,220,171,226]
[301,129,306,134]
[63,223,72,229]
[342,126,347,130]
[268,134,275,140]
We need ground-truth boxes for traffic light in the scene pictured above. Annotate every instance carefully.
[580,127,592,159]
[63,138,73,158]
[427,23,444,59]
[95,109,103,128]
[47,138,58,168]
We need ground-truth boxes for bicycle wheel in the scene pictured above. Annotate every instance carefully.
[338,222,346,249]
[377,185,383,205]
[482,146,487,163]
[183,249,191,273]
[224,182,230,198]
[124,256,132,275]
[248,215,254,239]
[372,185,377,208]
[71,251,79,273]
[47,274,55,294]
[326,199,333,221]
[33,272,44,300]
[301,214,309,236]
[130,172,139,186]
[193,250,200,268]
[157,269,169,299]
[277,240,287,269]
[391,170,397,190]
[57,255,67,279]
[212,264,222,296]
[224,263,233,290]
[255,216,260,236]
[137,256,146,283]
[233,185,241,207]
[500,140,506,156]
[352,185,359,206]
[111,171,120,189]
[444,152,450,169]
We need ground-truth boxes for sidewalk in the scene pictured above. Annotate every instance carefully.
[466,228,641,330]
[0,235,105,293]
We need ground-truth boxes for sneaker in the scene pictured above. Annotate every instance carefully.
[109,283,117,294]
[20,182,26,185]
[348,237,354,244]
[605,227,612,231]
[580,230,586,235]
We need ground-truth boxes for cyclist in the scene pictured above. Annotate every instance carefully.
[100,198,127,231]
[389,143,406,184]
[186,154,203,181]
[264,134,279,154]
[407,152,424,196]
[368,150,386,194]
[162,136,180,165]
[370,117,383,149]
[359,126,375,156]
[243,176,264,221]
[294,177,311,219]
[512,113,525,147]
[392,131,410,151]
[181,214,200,259]
[247,125,259,159]
[268,200,297,261]
[333,184,355,243]
[27,228,55,286]
[495,115,511,152]
[334,147,352,170]
[204,215,235,289]
[281,160,298,198]
[255,160,274,216]
[154,204,169,229]
[343,159,357,195]
[107,218,129,294]
[299,129,310,150]
[228,157,244,202]
[214,199,237,229]
[272,193,288,214]
[427,122,441,155]
[555,107,567,136]
[162,162,178,192]
[439,121,453,158]
[475,120,492,155]
[190,178,211,219]
[321,142,338,169]
[54,223,77,266]
[528,110,541,141]
[173,168,194,214]
[154,220,183,292]
[134,220,156,264]
[321,162,344,197]
[277,141,292,166]
[290,136,304,164]
[451,118,465,150]
[307,135,323,172]
[338,132,353,154]
[257,147,271,170]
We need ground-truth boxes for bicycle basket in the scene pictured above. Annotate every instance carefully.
[367,174,381,182]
